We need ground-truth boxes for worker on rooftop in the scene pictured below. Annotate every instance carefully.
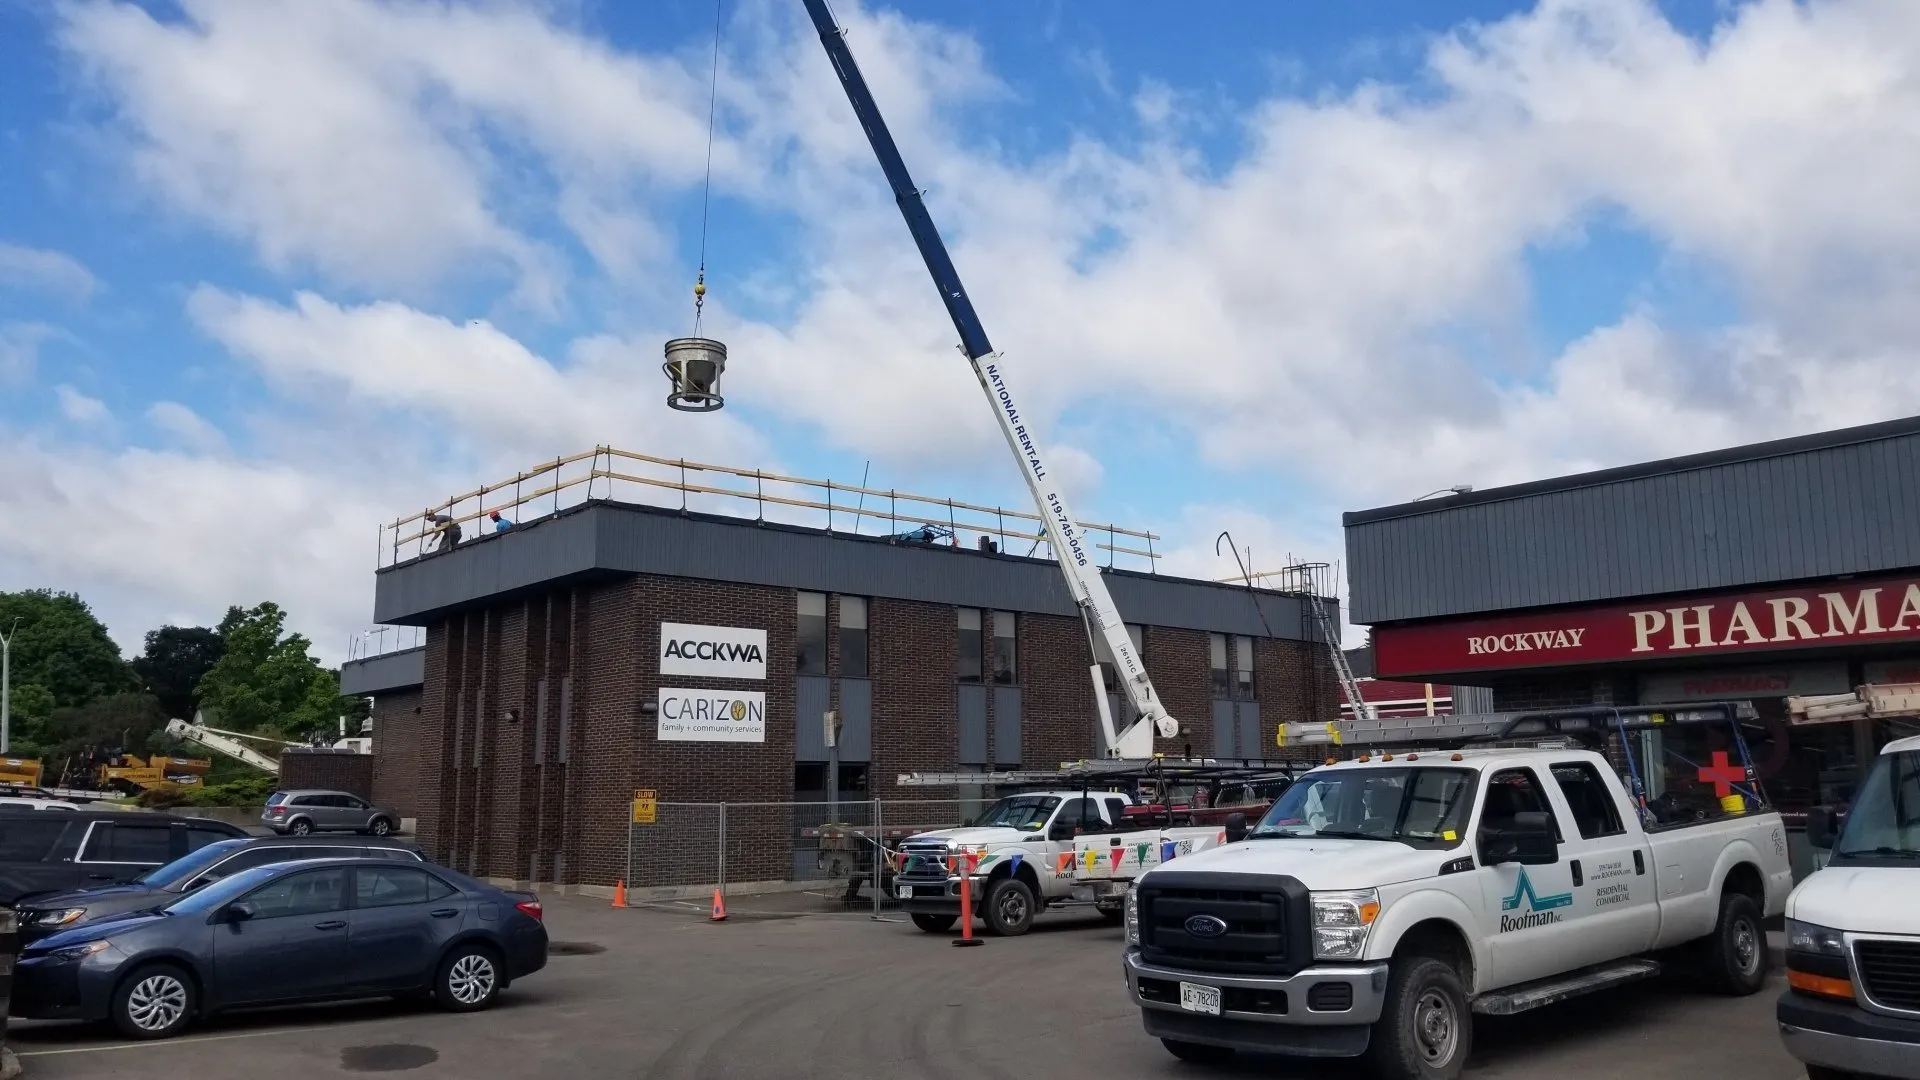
[489,509,513,533]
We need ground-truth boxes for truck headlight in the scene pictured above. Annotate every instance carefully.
[1786,919,1845,957]
[1311,890,1381,961]
[1125,883,1140,946]
[1784,919,1855,1001]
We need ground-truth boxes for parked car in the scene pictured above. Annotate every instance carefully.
[17,835,426,942]
[261,790,400,836]
[13,857,549,1039]
[0,811,247,906]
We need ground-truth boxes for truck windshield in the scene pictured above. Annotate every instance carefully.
[970,795,1060,830]
[1832,750,1920,862]
[1251,767,1476,849]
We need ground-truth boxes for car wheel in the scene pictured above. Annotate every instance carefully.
[1162,1038,1234,1065]
[910,913,956,933]
[1703,891,1768,995]
[288,818,314,836]
[982,877,1036,937]
[1366,956,1472,1080]
[368,817,394,837]
[1805,1067,1865,1080]
[1099,906,1126,925]
[435,944,502,1013]
[111,964,196,1040]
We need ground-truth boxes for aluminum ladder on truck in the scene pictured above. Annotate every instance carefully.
[1274,701,1762,752]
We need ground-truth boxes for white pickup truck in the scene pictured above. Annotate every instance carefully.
[893,790,1135,936]
[1071,775,1294,915]
[1120,721,1793,1080]
[1777,731,1920,1080]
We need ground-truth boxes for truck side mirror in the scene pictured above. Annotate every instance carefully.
[1224,812,1248,844]
[1806,807,1835,850]
[1048,821,1077,842]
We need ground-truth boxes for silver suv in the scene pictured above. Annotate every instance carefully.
[262,790,401,836]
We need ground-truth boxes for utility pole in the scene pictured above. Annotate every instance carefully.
[0,618,19,755]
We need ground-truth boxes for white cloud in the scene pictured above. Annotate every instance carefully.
[0,243,99,302]
[55,385,112,426]
[146,401,227,454]
[27,0,1920,658]
[0,323,60,385]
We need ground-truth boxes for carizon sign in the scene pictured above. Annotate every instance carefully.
[659,622,767,680]
[1374,573,1920,678]
[657,689,766,743]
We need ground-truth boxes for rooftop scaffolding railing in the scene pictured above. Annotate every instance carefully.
[377,447,1163,573]
[346,625,427,662]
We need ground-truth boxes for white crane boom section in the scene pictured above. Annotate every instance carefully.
[164,717,281,775]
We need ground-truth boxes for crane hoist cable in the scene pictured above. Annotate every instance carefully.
[692,0,724,336]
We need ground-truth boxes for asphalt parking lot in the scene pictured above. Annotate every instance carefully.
[9,893,1809,1080]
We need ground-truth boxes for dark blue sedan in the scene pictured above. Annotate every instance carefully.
[13,857,548,1039]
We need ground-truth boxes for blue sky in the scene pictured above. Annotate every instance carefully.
[4,0,1920,658]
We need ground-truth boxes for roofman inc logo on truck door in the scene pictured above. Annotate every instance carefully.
[1499,868,1573,932]
[659,623,767,680]
[657,689,767,743]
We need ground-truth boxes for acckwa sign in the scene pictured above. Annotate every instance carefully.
[659,622,767,680]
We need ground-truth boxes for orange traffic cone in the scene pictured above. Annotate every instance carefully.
[709,888,728,922]
[611,880,628,909]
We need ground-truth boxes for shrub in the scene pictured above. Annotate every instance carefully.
[137,785,192,809]
[183,774,277,807]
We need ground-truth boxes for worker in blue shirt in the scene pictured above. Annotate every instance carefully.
[488,509,514,533]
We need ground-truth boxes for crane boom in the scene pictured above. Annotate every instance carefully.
[801,0,1175,757]
[164,717,282,775]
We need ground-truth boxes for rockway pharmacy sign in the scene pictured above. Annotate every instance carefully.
[1374,573,1920,678]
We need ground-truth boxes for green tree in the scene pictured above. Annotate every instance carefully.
[39,692,167,782]
[196,603,353,740]
[133,625,226,721]
[0,590,136,749]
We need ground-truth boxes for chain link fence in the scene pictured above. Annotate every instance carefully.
[622,799,978,914]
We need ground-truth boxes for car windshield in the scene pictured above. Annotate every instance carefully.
[161,864,289,916]
[970,795,1060,830]
[1832,750,1920,861]
[138,839,248,888]
[1251,767,1476,847]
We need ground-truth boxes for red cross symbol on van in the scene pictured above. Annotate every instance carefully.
[1698,751,1745,798]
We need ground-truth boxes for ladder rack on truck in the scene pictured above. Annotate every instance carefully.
[1275,701,1761,751]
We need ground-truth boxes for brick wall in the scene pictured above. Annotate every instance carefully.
[1258,637,1343,765]
[869,598,958,801]
[278,749,374,799]
[369,688,424,821]
[1146,626,1213,758]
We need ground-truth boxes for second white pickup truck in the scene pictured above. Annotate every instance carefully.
[1119,704,1793,1080]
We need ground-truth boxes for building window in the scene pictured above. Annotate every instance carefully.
[991,611,1017,684]
[797,591,828,675]
[1209,633,1230,699]
[839,596,869,678]
[957,608,983,682]
[1233,634,1254,700]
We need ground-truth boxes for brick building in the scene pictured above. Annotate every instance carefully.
[1342,415,1920,813]
[341,499,1342,890]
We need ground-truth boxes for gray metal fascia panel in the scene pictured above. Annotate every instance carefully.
[339,647,425,695]
[1344,427,1920,624]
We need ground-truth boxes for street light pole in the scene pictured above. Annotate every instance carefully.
[0,619,18,756]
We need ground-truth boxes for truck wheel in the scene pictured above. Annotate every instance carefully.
[1366,956,1472,1080]
[1161,1038,1234,1065]
[1702,891,1767,995]
[911,913,956,933]
[1100,907,1125,925]
[983,877,1036,936]
[1804,1068,1864,1080]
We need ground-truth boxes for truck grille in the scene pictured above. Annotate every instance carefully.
[1137,872,1308,976]
[1855,939,1920,1013]
[896,844,952,881]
